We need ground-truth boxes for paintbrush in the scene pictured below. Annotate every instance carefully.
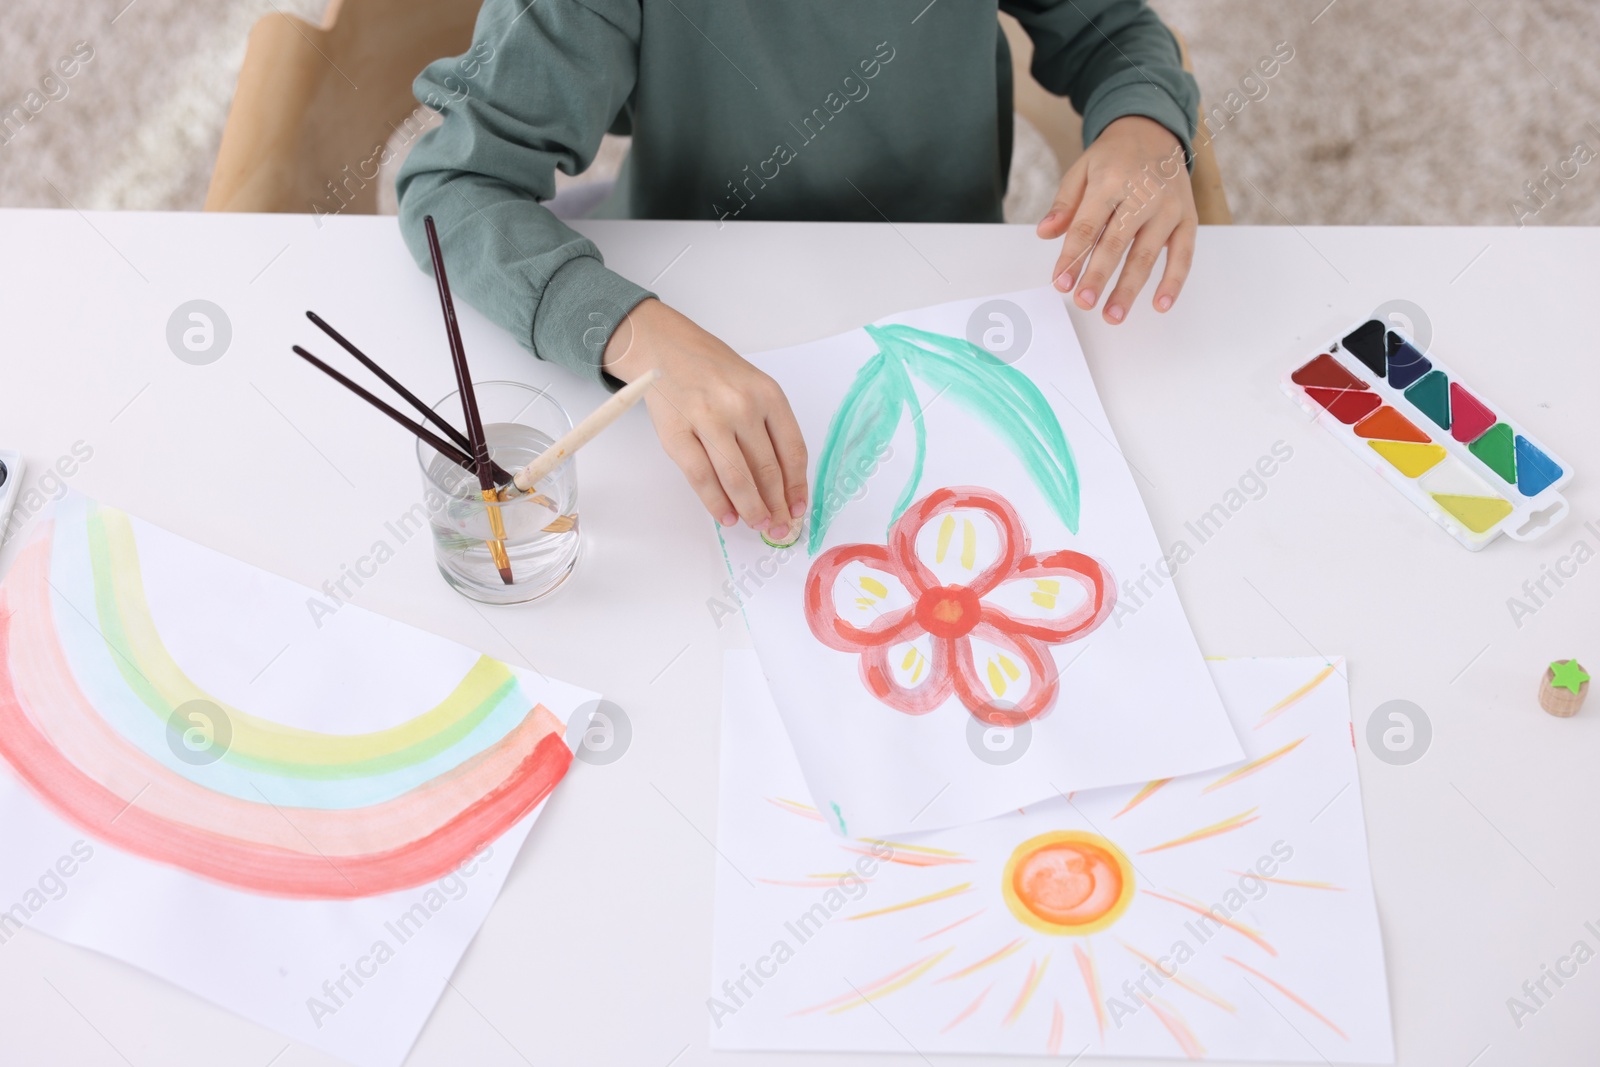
[424,215,514,586]
[507,369,661,495]
[304,310,515,487]
[291,342,572,531]
[290,345,485,470]
[290,344,571,534]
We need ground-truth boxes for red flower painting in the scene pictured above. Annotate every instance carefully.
[804,487,1116,727]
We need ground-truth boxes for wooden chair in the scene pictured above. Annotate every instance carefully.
[207,1,1231,224]
[204,0,475,214]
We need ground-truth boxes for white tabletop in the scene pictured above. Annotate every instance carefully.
[0,209,1596,1067]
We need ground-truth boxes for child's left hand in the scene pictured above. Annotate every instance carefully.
[1036,115,1197,325]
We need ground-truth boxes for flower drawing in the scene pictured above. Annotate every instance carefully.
[804,486,1115,726]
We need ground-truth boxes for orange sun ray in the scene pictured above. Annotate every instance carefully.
[1143,995,1206,1058]
[1254,663,1337,730]
[791,955,930,1015]
[1142,890,1277,956]
[854,838,966,859]
[791,948,954,1016]
[827,948,954,1015]
[1047,999,1065,1055]
[1139,809,1260,854]
[766,796,823,821]
[1073,943,1107,1039]
[1003,954,1051,1026]
[842,843,971,867]
[1226,956,1349,1039]
[1202,738,1307,793]
[1119,940,1236,1013]
[941,983,992,1033]
[1114,778,1172,818]
[919,909,985,941]
[847,882,972,921]
[938,938,1027,982]
[1227,870,1345,891]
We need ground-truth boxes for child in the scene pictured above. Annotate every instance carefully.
[398,0,1199,544]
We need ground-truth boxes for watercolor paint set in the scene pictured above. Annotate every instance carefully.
[1282,317,1571,550]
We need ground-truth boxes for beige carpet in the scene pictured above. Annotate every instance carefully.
[0,0,324,212]
[1154,0,1600,226]
[1,0,1596,225]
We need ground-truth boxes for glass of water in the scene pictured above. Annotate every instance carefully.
[416,381,580,604]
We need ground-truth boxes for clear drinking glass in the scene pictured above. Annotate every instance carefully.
[415,381,579,604]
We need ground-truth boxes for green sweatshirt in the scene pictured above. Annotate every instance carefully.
[396,0,1198,385]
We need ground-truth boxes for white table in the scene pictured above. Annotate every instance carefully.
[0,210,1596,1067]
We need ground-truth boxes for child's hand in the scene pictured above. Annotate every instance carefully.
[604,298,808,540]
[1036,115,1197,325]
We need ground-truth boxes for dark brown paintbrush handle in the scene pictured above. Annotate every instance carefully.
[304,310,514,486]
[290,345,479,475]
[424,216,495,491]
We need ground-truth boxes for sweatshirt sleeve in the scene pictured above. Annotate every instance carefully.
[999,0,1199,165]
[395,0,653,386]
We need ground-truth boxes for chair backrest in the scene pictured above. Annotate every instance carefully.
[207,3,1229,223]
[204,0,480,214]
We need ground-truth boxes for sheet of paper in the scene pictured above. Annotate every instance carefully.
[721,287,1243,835]
[710,651,1395,1062]
[0,494,598,1067]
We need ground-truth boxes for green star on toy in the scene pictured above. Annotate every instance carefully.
[1549,659,1590,694]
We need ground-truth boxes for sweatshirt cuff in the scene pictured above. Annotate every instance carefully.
[530,255,655,387]
[1080,78,1199,173]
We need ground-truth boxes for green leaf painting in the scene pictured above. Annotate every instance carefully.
[807,324,1080,554]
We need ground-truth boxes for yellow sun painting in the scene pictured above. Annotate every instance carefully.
[1002,831,1136,936]
[711,655,1394,1063]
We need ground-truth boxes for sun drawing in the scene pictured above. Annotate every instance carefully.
[1002,831,1136,937]
[761,663,1352,1058]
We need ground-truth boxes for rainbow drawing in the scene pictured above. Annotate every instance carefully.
[0,496,577,900]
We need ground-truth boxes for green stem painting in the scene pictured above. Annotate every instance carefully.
[807,325,1080,554]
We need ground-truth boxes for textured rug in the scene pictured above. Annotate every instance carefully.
[1,0,1596,226]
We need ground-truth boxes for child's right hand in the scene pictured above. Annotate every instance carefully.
[603,298,809,541]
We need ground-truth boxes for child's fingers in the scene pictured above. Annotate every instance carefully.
[1050,180,1116,293]
[737,426,793,539]
[701,429,773,531]
[1102,213,1177,324]
[661,430,738,526]
[1153,217,1197,312]
[1037,159,1088,241]
[1070,195,1136,310]
[764,402,810,521]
